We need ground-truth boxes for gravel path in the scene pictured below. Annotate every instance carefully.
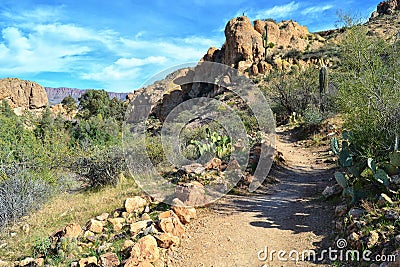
[169,126,336,267]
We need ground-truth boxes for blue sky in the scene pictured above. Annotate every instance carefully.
[0,0,379,92]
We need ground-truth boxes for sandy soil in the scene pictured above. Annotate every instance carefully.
[167,126,337,267]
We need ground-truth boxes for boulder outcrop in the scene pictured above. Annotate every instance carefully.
[202,16,324,72]
[0,78,48,113]
[376,0,400,16]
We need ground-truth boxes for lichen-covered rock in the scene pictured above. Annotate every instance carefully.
[78,256,97,267]
[155,233,180,249]
[108,217,125,232]
[171,198,193,224]
[174,181,206,206]
[130,220,153,236]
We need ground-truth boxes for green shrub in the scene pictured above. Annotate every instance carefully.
[78,90,125,121]
[71,115,121,148]
[335,23,400,159]
[268,67,319,117]
[303,107,324,127]
[145,135,166,165]
[181,144,200,160]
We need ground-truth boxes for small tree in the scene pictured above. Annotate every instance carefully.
[78,90,111,120]
[61,96,77,114]
[108,97,126,122]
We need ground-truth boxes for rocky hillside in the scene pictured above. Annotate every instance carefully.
[0,78,48,114]
[45,87,128,105]
[126,15,333,121]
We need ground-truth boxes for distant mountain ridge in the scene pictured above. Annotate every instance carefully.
[45,87,129,105]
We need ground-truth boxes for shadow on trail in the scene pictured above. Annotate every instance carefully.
[212,128,337,255]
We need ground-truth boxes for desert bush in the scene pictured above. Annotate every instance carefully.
[74,146,126,188]
[181,144,200,160]
[0,170,51,230]
[268,67,319,117]
[335,23,400,159]
[145,135,167,165]
[303,107,324,127]
[262,65,336,125]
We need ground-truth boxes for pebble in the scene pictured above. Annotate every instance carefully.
[348,208,365,219]
[385,210,399,220]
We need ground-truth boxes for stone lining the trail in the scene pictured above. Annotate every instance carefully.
[9,196,196,267]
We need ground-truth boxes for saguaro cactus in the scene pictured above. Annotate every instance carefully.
[262,24,268,61]
[319,65,329,112]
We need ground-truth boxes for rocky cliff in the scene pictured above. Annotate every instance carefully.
[45,87,128,105]
[0,78,48,114]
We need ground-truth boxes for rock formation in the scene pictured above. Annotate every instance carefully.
[0,78,48,114]
[375,0,400,16]
[202,16,325,74]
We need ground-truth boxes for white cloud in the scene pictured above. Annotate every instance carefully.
[119,37,216,62]
[0,24,95,74]
[2,27,31,51]
[115,56,167,68]
[0,6,222,91]
[301,5,334,16]
[247,1,300,20]
[1,5,64,24]
[81,56,168,90]
[181,36,223,47]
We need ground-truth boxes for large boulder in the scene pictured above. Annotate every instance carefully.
[126,68,196,122]
[222,16,264,67]
[0,78,48,113]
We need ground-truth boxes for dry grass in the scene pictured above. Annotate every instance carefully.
[0,175,141,261]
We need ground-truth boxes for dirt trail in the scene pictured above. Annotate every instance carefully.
[169,127,336,267]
